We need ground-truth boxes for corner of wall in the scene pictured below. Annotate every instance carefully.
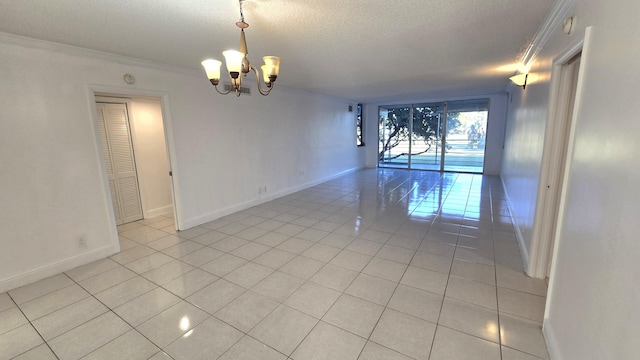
[543,319,562,360]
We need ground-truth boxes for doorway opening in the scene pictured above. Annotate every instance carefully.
[94,94,176,228]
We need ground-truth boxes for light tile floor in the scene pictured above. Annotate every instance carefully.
[0,169,549,360]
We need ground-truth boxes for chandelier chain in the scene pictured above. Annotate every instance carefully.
[238,0,245,24]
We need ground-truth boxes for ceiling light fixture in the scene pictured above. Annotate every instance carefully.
[201,0,281,97]
[509,73,528,90]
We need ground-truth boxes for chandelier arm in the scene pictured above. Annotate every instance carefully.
[250,65,273,96]
[213,84,234,95]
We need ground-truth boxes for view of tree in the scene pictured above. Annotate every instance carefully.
[378,106,461,161]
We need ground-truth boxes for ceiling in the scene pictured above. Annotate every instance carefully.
[0,0,554,102]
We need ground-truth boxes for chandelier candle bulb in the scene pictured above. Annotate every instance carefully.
[263,56,281,79]
[261,65,271,85]
[201,59,222,84]
[223,50,244,78]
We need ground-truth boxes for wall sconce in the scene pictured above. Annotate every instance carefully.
[510,73,528,90]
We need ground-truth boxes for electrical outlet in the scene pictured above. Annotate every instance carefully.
[78,234,87,248]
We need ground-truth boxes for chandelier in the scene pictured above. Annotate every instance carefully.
[201,0,281,97]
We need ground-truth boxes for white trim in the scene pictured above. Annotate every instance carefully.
[182,166,365,229]
[520,0,577,67]
[0,244,118,293]
[504,0,576,92]
[93,95,175,223]
[500,176,530,268]
[0,31,353,105]
[0,31,200,77]
[528,36,585,279]
[544,25,593,320]
[146,205,174,218]
[88,86,183,231]
[157,96,182,230]
[544,319,563,360]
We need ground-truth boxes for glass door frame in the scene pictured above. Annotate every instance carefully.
[378,99,488,173]
[438,103,448,171]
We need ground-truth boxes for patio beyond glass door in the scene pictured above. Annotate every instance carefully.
[410,103,444,171]
[378,105,411,169]
[378,99,488,173]
[443,99,489,173]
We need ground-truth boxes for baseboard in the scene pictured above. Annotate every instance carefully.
[145,205,173,218]
[0,244,119,293]
[514,218,530,270]
[543,319,561,360]
[182,166,364,230]
[500,176,531,270]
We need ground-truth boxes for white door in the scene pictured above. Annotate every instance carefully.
[96,102,143,225]
[546,53,581,276]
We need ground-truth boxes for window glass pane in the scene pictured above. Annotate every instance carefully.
[443,99,489,173]
[378,106,410,168]
[356,103,364,146]
[410,103,444,171]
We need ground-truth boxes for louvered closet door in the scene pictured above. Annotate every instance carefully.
[96,103,143,225]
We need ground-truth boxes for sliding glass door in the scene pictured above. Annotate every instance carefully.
[410,103,444,171]
[378,105,411,169]
[378,99,489,173]
[443,99,489,172]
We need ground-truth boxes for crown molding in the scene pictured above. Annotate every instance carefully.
[520,0,577,67]
[0,31,354,102]
[0,31,202,77]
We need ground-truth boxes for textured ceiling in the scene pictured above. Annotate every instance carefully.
[0,0,554,102]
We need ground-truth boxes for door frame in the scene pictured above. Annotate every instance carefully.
[86,85,183,235]
[528,28,591,279]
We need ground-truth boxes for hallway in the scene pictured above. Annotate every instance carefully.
[1,168,549,359]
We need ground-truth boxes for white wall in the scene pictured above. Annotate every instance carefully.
[0,33,365,292]
[129,97,173,218]
[364,104,379,168]
[483,94,508,175]
[364,93,508,174]
[501,0,640,358]
[501,76,550,256]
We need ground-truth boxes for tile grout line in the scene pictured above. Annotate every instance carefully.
[5,169,534,360]
[62,272,176,360]
[5,291,61,360]
[280,223,379,359]
[489,176,505,360]
[426,172,465,360]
